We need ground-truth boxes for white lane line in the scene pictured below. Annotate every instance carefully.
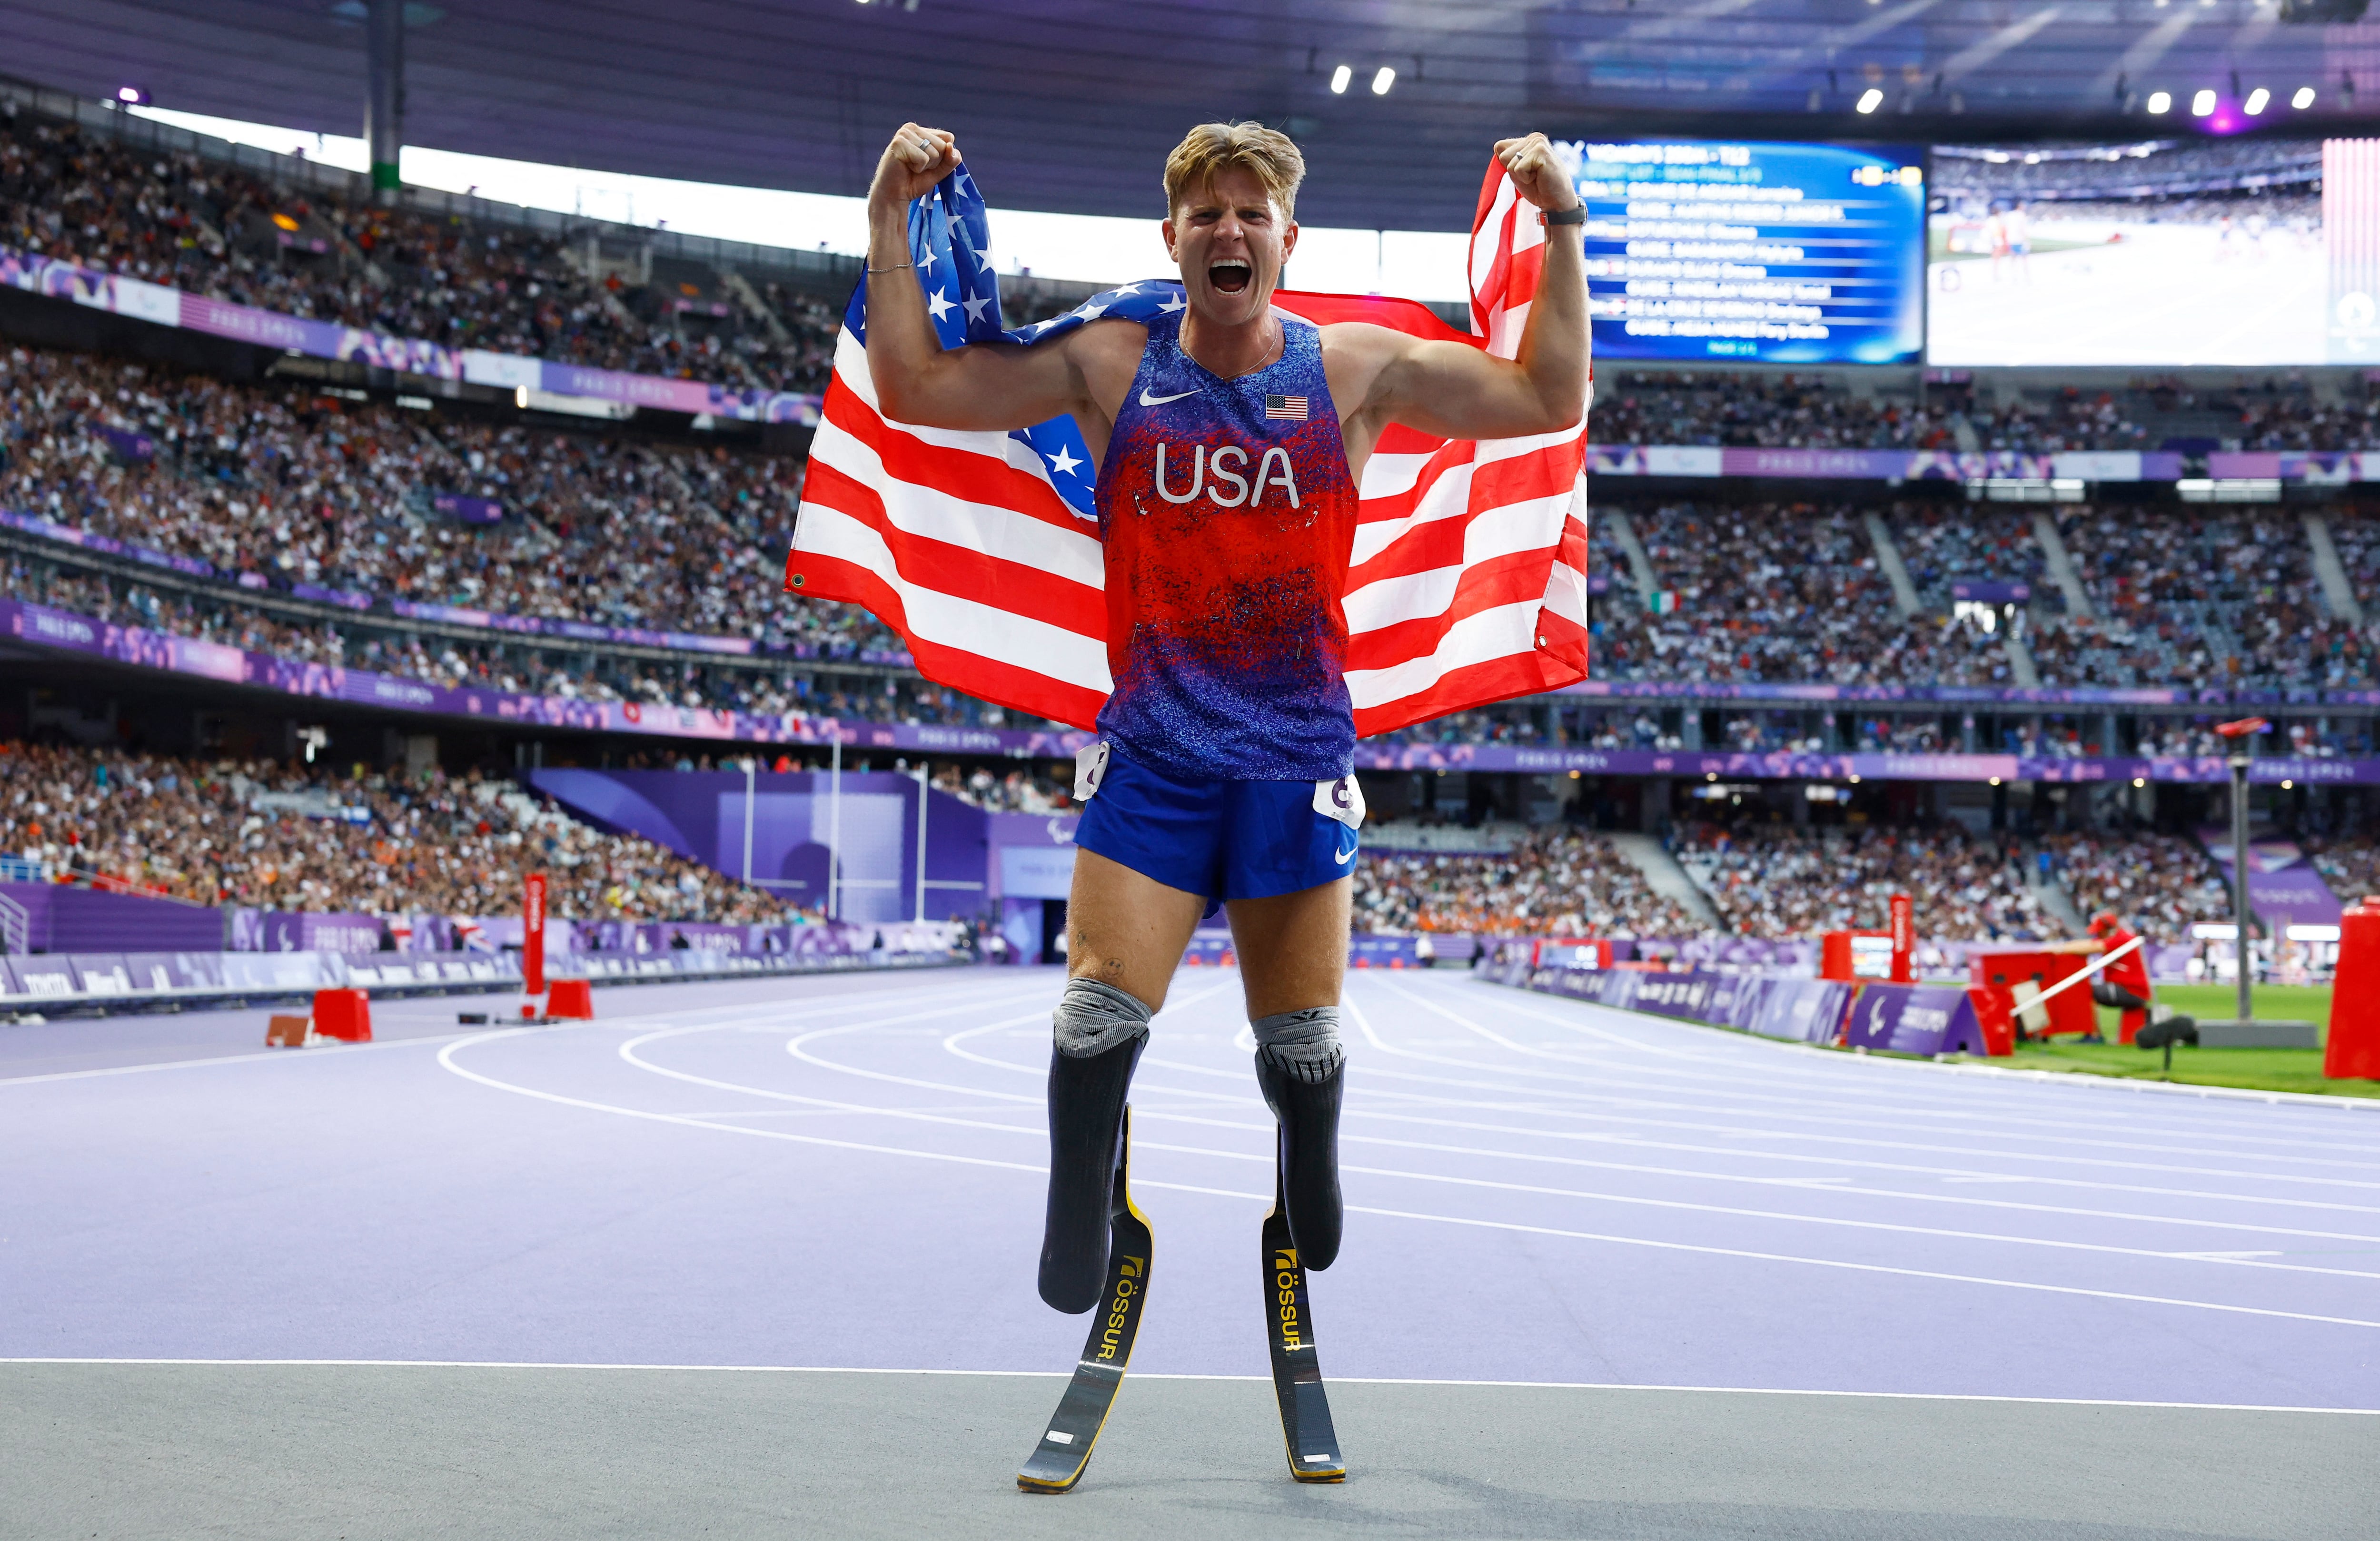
[634,1007,2380,1281]
[0,1033,471,1086]
[1341,1000,2380,1195]
[7,1357,2374,1413]
[435,985,2380,1330]
[1445,972,2380,1120]
[1387,982,2380,1172]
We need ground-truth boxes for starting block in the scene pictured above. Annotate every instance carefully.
[311,988,373,1042]
[545,978,595,1019]
[265,1014,318,1048]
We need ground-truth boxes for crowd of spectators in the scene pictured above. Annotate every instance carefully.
[1603,502,2019,687]
[0,106,841,394]
[0,739,793,921]
[1353,828,1702,937]
[1586,373,1956,450]
[2308,834,2380,906]
[1672,821,2057,941]
[2042,831,2230,942]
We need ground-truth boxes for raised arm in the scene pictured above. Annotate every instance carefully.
[864,124,1104,432]
[1339,133,1589,446]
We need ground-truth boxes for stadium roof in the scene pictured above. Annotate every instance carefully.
[5,0,2379,231]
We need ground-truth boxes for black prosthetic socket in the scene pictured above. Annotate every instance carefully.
[1038,1030,1145,1313]
[1257,1047,1345,1271]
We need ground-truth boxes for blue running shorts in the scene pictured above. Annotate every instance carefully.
[1071,741,1362,906]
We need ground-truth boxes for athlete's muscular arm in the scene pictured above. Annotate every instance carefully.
[864,125,1138,446]
[1329,133,1589,467]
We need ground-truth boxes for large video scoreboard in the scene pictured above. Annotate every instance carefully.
[1573,139,1926,365]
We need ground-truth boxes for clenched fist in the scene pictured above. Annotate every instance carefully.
[1492,133,1580,214]
[870,122,961,214]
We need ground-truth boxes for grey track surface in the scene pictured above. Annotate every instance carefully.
[5,1363,2373,1541]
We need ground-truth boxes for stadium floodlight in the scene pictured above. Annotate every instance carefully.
[1371,66,1395,95]
[1330,63,1351,94]
[1856,87,1883,113]
[2147,90,2172,113]
[2192,89,2216,115]
[2245,87,2270,114]
[2294,86,2317,108]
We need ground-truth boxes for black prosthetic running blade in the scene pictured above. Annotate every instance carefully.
[1018,1105,1151,1493]
[1262,1162,1347,1482]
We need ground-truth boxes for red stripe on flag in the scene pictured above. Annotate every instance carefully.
[821,380,1086,535]
[784,549,1107,731]
[796,460,1107,636]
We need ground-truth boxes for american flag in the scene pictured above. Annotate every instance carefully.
[1263,393,1309,421]
[787,158,1590,735]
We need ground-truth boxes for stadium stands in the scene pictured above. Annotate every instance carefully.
[1673,821,2058,941]
[0,739,791,920]
[0,106,842,393]
[1354,828,1701,937]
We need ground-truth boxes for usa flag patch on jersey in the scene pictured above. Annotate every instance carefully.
[1263,394,1309,421]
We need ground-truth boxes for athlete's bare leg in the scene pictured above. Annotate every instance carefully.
[1225,877,1351,1015]
[1064,847,1207,1011]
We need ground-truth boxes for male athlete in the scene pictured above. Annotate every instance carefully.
[863,120,1587,1313]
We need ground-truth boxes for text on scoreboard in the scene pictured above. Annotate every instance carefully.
[1571,140,1925,365]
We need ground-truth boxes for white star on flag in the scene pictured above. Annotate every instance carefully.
[962,293,992,323]
[925,288,956,321]
[1045,444,1082,477]
[1158,292,1185,312]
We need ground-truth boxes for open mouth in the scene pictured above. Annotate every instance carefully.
[1209,258,1252,295]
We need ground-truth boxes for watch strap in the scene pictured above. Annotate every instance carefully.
[1539,205,1587,227]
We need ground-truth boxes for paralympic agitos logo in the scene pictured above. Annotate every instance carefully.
[1093,1255,1144,1363]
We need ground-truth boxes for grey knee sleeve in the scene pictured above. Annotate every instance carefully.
[1053,977,1152,1058]
[1253,1006,1343,1083]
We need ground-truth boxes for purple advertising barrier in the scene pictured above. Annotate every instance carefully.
[1748,978,1856,1045]
[64,954,134,995]
[120,951,229,992]
[3,956,79,998]
[259,913,385,955]
[0,881,225,952]
[1843,984,1990,1057]
[1950,580,2032,604]
[1348,936,1424,969]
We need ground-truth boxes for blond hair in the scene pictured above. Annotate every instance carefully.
[1162,122,1305,222]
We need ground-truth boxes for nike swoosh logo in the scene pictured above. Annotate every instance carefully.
[1335,842,1357,865]
[1138,387,1199,407]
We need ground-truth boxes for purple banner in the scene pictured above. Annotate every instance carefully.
[0,509,217,579]
[431,493,505,525]
[2201,834,2345,932]
[1354,740,2380,786]
[0,244,822,427]
[8,588,2380,779]
[1950,580,2031,604]
[290,582,375,611]
[1587,446,2189,483]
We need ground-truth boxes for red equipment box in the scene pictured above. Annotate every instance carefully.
[546,978,596,1020]
[2328,900,2380,1081]
[311,988,372,1042]
[1967,950,2095,1039]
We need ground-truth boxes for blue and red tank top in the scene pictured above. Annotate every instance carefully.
[1092,307,1359,781]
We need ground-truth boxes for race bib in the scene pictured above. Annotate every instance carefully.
[1074,741,1112,801]
[1313,774,1365,830]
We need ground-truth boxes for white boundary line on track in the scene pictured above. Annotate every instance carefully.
[1453,972,2380,1115]
[2,1357,2372,1415]
[467,987,2380,1329]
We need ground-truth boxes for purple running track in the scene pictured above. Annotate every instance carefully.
[1,965,2374,1408]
